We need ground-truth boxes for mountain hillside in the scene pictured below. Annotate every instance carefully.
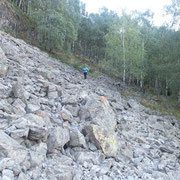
[0,0,34,42]
[0,31,180,180]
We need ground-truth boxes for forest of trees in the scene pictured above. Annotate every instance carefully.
[9,0,180,103]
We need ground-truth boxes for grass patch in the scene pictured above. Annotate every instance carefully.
[55,54,104,78]
[140,98,180,119]
[121,91,133,99]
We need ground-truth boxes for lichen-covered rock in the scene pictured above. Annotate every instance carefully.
[0,64,8,78]
[84,125,118,157]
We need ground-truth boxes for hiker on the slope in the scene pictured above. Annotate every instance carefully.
[82,65,89,79]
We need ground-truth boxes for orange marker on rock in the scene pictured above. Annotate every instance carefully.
[101,96,106,103]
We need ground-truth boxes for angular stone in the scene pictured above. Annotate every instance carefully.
[61,108,73,123]
[84,125,118,157]
[26,103,40,113]
[12,82,26,101]
[65,105,80,117]
[0,46,7,64]
[2,169,14,179]
[85,95,117,131]
[35,110,52,127]
[0,65,8,78]
[110,102,124,111]
[61,94,78,105]
[78,106,90,120]
[2,176,12,180]
[99,175,113,180]
[74,151,105,165]
[160,147,174,154]
[37,68,52,80]
[48,91,58,99]
[18,172,31,180]
[0,83,11,98]
[48,84,56,92]
[0,131,28,165]
[56,171,73,180]
[0,47,8,78]
[12,114,48,142]
[0,158,21,176]
[29,143,47,168]
[69,128,87,148]
[0,99,11,112]
[47,127,70,153]
[12,104,26,116]
[10,128,29,141]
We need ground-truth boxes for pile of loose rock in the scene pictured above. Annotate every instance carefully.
[0,31,180,180]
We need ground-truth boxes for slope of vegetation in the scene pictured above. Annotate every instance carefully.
[5,0,180,117]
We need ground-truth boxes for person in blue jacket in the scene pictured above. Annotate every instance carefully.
[82,65,89,79]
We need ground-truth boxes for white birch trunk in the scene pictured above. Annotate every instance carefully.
[72,41,74,53]
[165,79,168,97]
[122,27,126,84]
[140,72,143,89]
[18,0,23,8]
[140,38,144,90]
[128,74,132,85]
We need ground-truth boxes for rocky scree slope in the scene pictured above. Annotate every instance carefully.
[0,31,180,180]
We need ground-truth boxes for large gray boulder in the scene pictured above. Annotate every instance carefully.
[0,131,28,167]
[29,142,47,168]
[11,113,48,142]
[47,127,70,153]
[69,128,87,148]
[82,93,117,131]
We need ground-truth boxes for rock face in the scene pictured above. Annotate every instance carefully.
[0,47,8,78]
[0,30,179,180]
[69,128,87,148]
[0,131,28,171]
[0,0,31,35]
[84,94,117,131]
[47,127,70,153]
